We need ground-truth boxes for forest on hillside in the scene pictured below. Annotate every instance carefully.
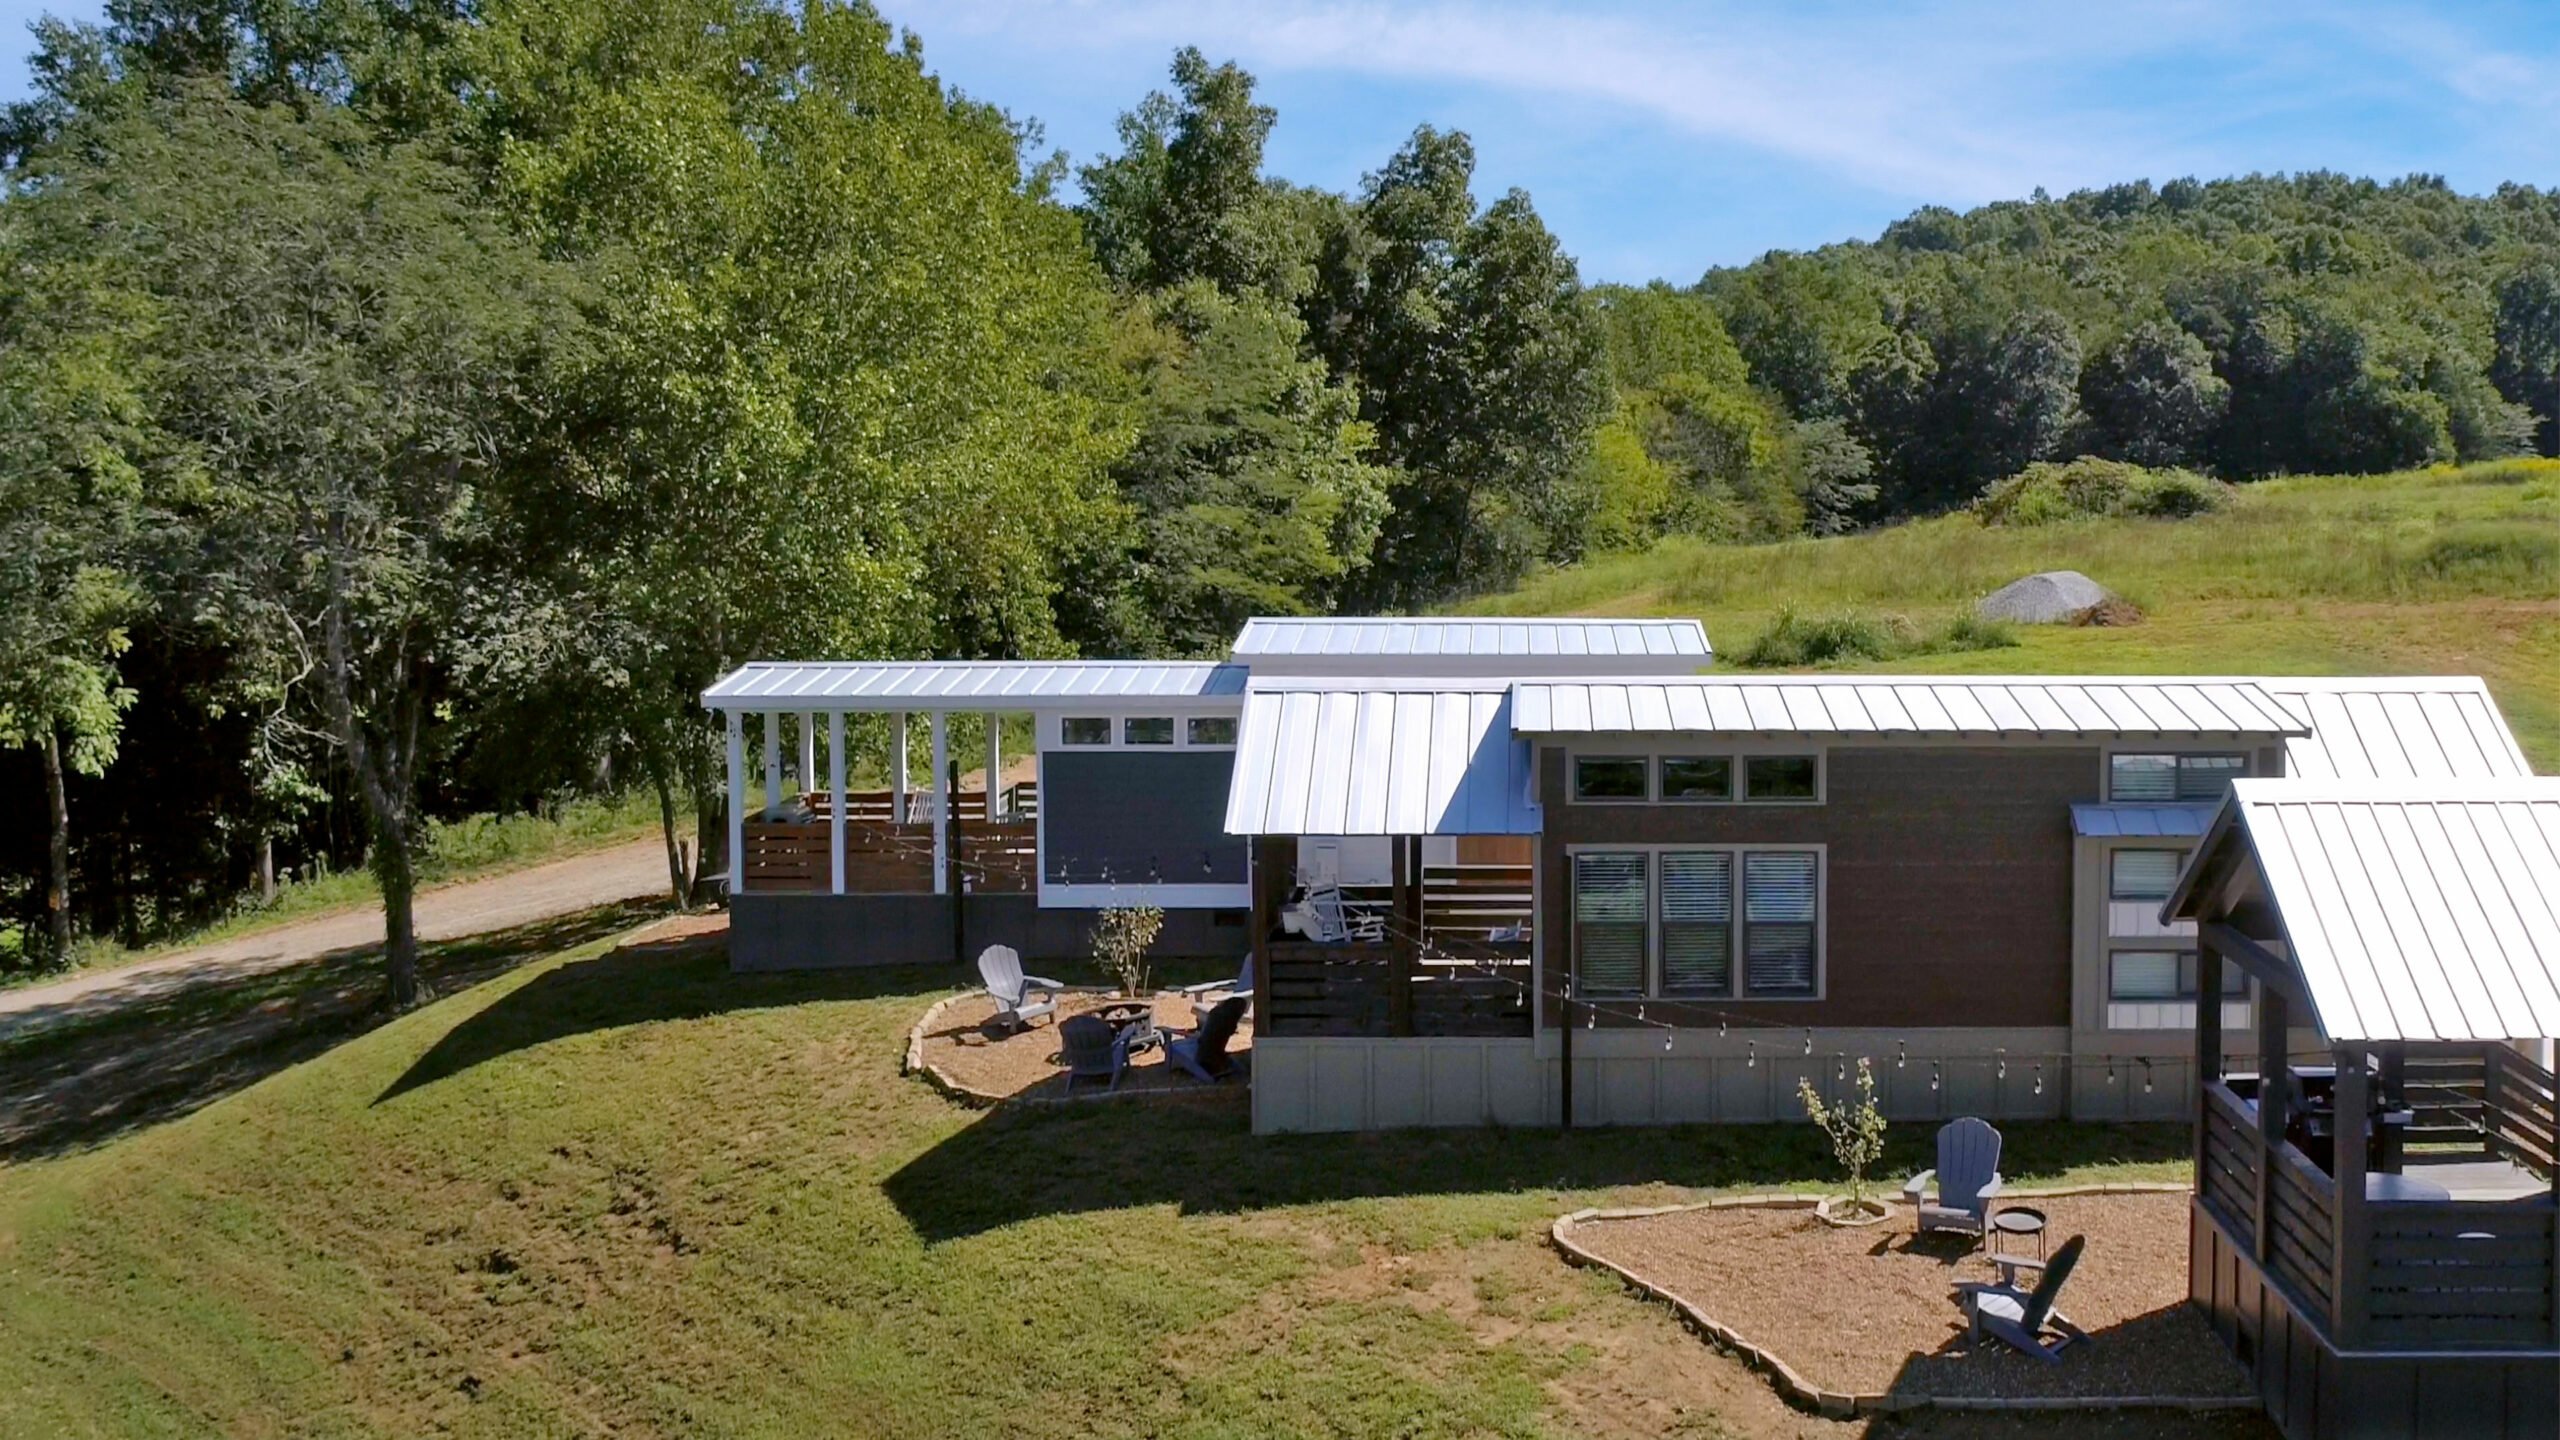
[8,0,2560,986]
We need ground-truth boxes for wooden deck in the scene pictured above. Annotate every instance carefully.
[739,789,1037,894]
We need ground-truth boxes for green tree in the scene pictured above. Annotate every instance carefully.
[2493,261,2560,456]
[2077,320,2229,467]
[1078,48,1313,300]
[32,91,584,1005]
[1110,282,1390,653]
[1308,128,1608,604]
[0,223,148,960]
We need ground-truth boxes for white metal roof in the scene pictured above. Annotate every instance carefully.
[701,660,1247,712]
[2261,677,2532,781]
[2171,779,2560,1043]
[2071,803,2220,838]
[1232,617,1710,676]
[1223,681,1541,836]
[1509,676,2307,738]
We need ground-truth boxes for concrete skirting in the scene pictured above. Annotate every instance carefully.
[1253,1036,1545,1133]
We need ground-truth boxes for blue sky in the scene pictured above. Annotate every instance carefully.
[4,1,2558,282]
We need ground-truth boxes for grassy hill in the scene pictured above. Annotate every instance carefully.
[0,922,2206,1439]
[1470,459,2560,767]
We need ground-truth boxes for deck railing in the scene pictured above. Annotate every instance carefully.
[1262,939,1531,1039]
[2201,1073,2558,1352]
[739,790,1038,895]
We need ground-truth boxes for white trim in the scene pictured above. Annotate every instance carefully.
[725,710,745,895]
[1042,709,1243,751]
[930,713,948,896]
[2100,743,2253,802]
[1563,841,1829,1003]
[828,711,846,894]
[763,711,782,811]
[1038,882,1251,910]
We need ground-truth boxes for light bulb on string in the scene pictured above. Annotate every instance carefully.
[2106,1061,2117,1087]
[1663,1031,1674,1053]
[1996,1052,2007,1081]
[2142,1059,2155,1095]
[1930,1061,1942,1092]
[2032,1064,2044,1096]
[1896,1041,1907,1070]
[1746,1041,1756,1068]
[1803,1029,1814,1056]
[1835,1056,1845,1081]
[1718,1019,1728,1038]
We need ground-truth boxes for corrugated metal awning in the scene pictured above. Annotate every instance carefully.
[702,660,1246,712]
[1232,616,1709,676]
[1510,676,2308,737]
[1223,682,1541,836]
[2071,803,2220,838]
[2167,779,2560,1043]
[2265,677,2532,780]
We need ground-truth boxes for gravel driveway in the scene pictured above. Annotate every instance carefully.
[0,838,673,1045]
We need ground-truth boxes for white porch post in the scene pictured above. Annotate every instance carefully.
[985,715,1002,818]
[828,711,846,894]
[891,712,910,823]
[930,713,949,895]
[725,710,745,895]
[798,714,817,801]
[762,711,781,814]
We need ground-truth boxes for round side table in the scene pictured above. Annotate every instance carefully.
[1989,1206,2048,1261]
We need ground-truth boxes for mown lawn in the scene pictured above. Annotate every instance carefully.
[1471,460,2560,765]
[0,921,2225,1440]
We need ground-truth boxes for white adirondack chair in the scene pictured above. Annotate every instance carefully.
[1173,954,1254,1025]
[977,945,1062,1031]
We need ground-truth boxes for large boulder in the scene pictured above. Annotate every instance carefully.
[1977,570,2116,624]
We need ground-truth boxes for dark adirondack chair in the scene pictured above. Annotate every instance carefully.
[1164,995,1247,1082]
[1903,1116,2004,1242]
[1960,1234,2089,1363]
[1058,1014,1134,1092]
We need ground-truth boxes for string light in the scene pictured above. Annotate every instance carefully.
[1896,1041,1907,1070]
[2142,1058,2156,1095]
[2106,1060,2116,1086]
[1835,1056,1846,1082]
[1718,1020,1728,1038]
[1996,1051,2008,1081]
[1803,1028,1814,1056]
[1930,1060,1942,1092]
[1746,1041,1756,1068]
[2032,1063,2044,1097]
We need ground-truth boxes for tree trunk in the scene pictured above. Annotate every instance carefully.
[40,723,72,961]
[369,811,421,1009]
[259,835,277,905]
[648,746,692,909]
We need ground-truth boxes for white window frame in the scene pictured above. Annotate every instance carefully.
[1563,748,1826,806]
[1565,843,1827,1002]
[1041,710,1241,750]
[1121,715,1176,746]
[1185,715,1239,748]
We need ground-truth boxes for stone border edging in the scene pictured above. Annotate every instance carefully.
[901,989,1249,1110]
[1549,1183,2259,1420]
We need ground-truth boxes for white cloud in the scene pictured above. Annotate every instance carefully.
[920,0,2560,205]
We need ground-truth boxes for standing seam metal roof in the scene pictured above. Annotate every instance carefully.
[1510,677,2307,737]
[701,660,1246,710]
[1232,617,1709,664]
[1223,682,1541,836]
[2071,803,2221,838]
[2171,779,2560,1044]
[2262,677,2532,780]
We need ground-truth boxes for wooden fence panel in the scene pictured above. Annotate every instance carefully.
[2360,1203,2557,1350]
[2200,1084,2261,1251]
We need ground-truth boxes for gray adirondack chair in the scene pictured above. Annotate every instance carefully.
[1173,954,1253,1025]
[1057,1014,1133,1091]
[1903,1116,2004,1241]
[1164,995,1248,1082]
[977,945,1062,1032]
[1959,1234,2089,1362]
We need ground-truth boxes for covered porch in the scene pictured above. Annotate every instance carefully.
[2167,780,2559,1440]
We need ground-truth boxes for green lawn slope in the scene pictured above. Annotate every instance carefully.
[0,924,2200,1439]
[1470,460,2560,767]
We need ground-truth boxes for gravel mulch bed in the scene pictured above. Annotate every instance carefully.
[1572,1192,2250,1404]
[915,990,1252,1101]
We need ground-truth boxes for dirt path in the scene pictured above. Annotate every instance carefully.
[0,838,673,1045]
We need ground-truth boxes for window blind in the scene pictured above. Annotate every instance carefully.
[2109,849,2185,901]
[1573,853,1649,994]
[1743,852,1818,996]
[1659,851,1733,995]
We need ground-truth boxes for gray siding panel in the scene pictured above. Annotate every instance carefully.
[730,892,1248,970]
[1043,750,1246,886]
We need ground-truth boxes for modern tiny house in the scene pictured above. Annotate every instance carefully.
[699,621,2543,1141]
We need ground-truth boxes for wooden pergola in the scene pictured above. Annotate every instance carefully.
[2166,780,2558,1440]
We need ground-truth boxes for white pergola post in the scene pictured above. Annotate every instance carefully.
[891,711,910,823]
[828,710,846,894]
[798,714,817,801]
[725,710,745,894]
[762,711,781,814]
[930,713,949,895]
[985,714,1002,818]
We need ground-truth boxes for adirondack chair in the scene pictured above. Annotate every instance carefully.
[1959,1234,2089,1363]
[977,945,1062,1032]
[1173,954,1254,1024]
[1903,1117,2005,1241]
[1286,885,1385,944]
[1164,996,1248,1082]
[1057,1014,1135,1092]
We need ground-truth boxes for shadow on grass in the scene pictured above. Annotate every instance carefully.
[880,1098,2193,1244]
[0,901,662,1164]
[374,934,963,1104]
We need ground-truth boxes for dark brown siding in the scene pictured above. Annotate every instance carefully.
[1539,744,2093,1029]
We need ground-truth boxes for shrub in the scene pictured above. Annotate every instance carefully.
[1734,608,1910,667]
[2410,527,2560,585]
[1914,612,2020,654]
[1089,905,1165,997]
[1974,457,2230,527]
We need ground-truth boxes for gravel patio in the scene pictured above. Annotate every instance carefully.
[912,989,1252,1101]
